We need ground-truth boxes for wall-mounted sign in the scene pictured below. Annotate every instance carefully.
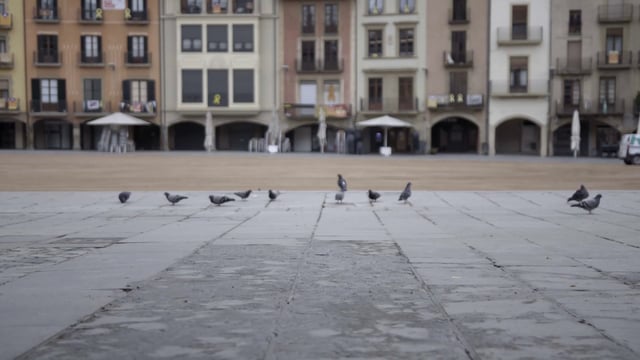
[102,0,125,10]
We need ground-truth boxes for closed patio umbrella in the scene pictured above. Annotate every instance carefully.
[570,109,580,158]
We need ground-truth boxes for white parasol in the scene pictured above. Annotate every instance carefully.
[204,111,214,152]
[570,109,580,158]
[317,106,327,153]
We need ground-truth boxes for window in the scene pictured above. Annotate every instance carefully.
[182,25,202,52]
[38,0,57,19]
[399,28,414,56]
[299,81,317,106]
[368,0,383,15]
[301,41,316,71]
[127,0,147,20]
[449,71,468,97]
[233,0,254,14]
[81,35,101,63]
[0,79,9,100]
[569,10,581,35]
[509,57,528,93]
[399,0,415,14]
[232,24,253,52]
[605,28,622,64]
[233,69,254,103]
[82,0,101,20]
[511,5,528,40]
[181,0,202,13]
[207,25,228,52]
[323,80,340,105]
[83,78,102,111]
[563,79,580,105]
[368,78,382,110]
[599,77,615,105]
[208,70,228,106]
[324,40,338,70]
[209,0,228,13]
[451,31,466,63]
[37,35,58,63]
[127,36,147,63]
[398,77,413,111]
[302,5,315,34]
[0,37,6,53]
[368,29,383,57]
[41,79,59,104]
[325,4,338,34]
[31,78,65,111]
[122,80,155,111]
[182,70,203,103]
[452,0,467,21]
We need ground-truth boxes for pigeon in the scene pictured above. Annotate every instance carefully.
[268,189,280,201]
[337,174,347,192]
[398,182,412,203]
[209,195,235,206]
[164,192,188,205]
[234,189,252,200]
[368,189,381,203]
[335,191,344,204]
[118,191,131,204]
[571,194,602,214]
[567,184,589,203]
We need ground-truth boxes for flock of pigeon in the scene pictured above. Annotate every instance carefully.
[116,177,601,214]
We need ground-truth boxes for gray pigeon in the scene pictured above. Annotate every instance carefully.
[335,191,344,204]
[164,192,188,205]
[118,191,131,204]
[209,195,235,206]
[234,189,252,200]
[368,189,381,203]
[337,174,347,192]
[571,194,602,214]
[398,182,412,203]
[268,189,280,201]
[567,184,589,203]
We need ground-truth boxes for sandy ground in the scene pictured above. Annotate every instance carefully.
[0,151,637,191]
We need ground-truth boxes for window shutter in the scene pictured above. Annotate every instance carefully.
[59,79,66,100]
[122,80,131,101]
[31,79,41,100]
[147,80,155,100]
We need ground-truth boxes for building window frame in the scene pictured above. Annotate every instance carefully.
[232,24,253,52]
[181,25,202,52]
[398,28,414,57]
[324,3,338,34]
[367,28,383,57]
[207,25,228,52]
[182,69,203,103]
[569,10,581,35]
[233,69,254,103]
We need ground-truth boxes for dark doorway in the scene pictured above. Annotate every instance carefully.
[431,118,478,153]
[171,122,204,150]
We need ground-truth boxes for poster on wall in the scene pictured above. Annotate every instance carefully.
[102,0,126,10]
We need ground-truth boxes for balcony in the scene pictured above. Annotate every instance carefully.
[0,53,14,68]
[233,1,254,14]
[181,3,202,14]
[427,94,484,112]
[124,52,151,66]
[596,51,632,70]
[120,100,157,117]
[360,97,419,114]
[555,57,592,75]
[320,58,344,72]
[0,13,12,29]
[78,8,104,23]
[296,58,319,72]
[34,51,62,67]
[0,97,20,113]
[30,100,68,115]
[491,79,548,98]
[73,100,112,116]
[597,3,633,23]
[125,9,148,24]
[325,23,338,34]
[79,51,105,67]
[497,26,543,46]
[33,6,60,22]
[207,2,228,13]
[448,7,469,24]
[555,99,626,116]
[443,51,473,68]
[284,103,352,119]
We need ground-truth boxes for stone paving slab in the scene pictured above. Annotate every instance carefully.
[0,191,639,359]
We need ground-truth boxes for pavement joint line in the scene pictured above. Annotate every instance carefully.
[566,255,640,290]
[372,208,479,360]
[262,192,326,360]
[465,243,640,359]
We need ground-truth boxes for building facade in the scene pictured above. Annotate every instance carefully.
[0,0,27,149]
[550,0,640,157]
[488,0,551,156]
[426,0,489,154]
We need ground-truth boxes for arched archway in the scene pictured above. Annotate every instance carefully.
[0,119,26,149]
[216,122,267,151]
[33,119,73,149]
[285,123,342,152]
[169,122,205,150]
[431,117,479,153]
[495,118,541,155]
[553,120,620,157]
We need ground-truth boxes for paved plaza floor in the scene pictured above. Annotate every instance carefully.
[1,190,639,359]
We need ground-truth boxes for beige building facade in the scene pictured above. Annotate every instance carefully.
[550,0,640,157]
[426,0,489,154]
[24,0,161,150]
